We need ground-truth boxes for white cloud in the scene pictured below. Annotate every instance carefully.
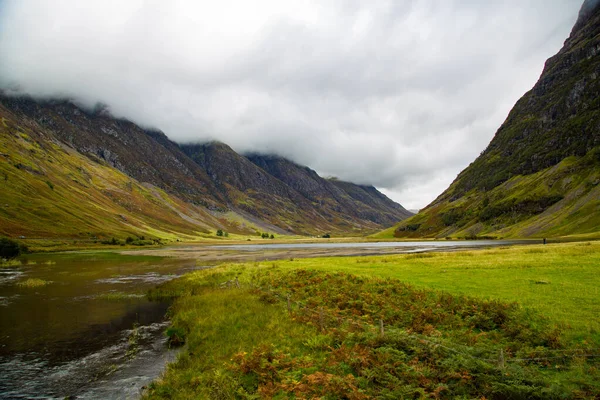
[0,0,581,209]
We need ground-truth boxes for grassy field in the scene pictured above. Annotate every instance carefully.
[265,242,600,339]
[143,241,600,399]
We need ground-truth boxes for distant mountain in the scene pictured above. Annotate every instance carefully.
[246,153,412,227]
[179,144,411,235]
[0,95,410,239]
[387,0,600,239]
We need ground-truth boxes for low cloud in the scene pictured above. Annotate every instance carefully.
[0,0,580,209]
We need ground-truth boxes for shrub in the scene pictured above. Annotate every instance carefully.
[405,223,421,232]
[322,233,331,238]
[166,326,186,347]
[216,229,224,237]
[0,237,27,259]
[100,237,121,245]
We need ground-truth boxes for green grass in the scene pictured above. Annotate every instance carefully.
[0,259,22,267]
[146,271,321,399]
[267,242,600,338]
[16,278,51,288]
[145,242,600,399]
[95,292,145,301]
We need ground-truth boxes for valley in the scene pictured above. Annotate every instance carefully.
[0,0,599,398]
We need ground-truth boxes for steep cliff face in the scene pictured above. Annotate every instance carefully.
[390,1,600,239]
[0,95,411,238]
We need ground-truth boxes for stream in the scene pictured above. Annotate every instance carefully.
[0,240,533,399]
[0,253,196,399]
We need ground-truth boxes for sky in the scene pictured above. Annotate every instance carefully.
[0,1,583,210]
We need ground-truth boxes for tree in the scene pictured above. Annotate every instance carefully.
[270,234,275,239]
[0,237,27,259]
[322,233,331,238]
[216,229,224,237]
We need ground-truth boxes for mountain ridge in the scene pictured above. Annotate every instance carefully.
[0,94,411,240]
[386,0,600,239]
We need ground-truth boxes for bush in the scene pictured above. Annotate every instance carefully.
[131,239,154,246]
[322,233,331,238]
[216,229,224,237]
[166,326,185,347]
[100,237,121,245]
[405,223,421,232]
[0,237,27,259]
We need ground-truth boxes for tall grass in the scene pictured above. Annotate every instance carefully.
[16,278,50,288]
[145,243,600,399]
[268,242,600,339]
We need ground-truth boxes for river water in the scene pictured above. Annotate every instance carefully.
[0,240,532,399]
[0,252,197,399]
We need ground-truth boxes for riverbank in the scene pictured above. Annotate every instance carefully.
[121,239,538,264]
[14,234,541,254]
[144,241,600,398]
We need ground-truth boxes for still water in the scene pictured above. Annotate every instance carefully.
[0,240,532,399]
[210,239,529,251]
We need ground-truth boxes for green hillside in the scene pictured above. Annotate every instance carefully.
[0,107,248,242]
[386,1,600,239]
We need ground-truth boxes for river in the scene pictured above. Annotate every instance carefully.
[0,240,532,399]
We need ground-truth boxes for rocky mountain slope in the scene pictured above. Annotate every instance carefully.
[388,0,600,239]
[0,95,410,240]
[247,154,411,225]
[181,144,411,235]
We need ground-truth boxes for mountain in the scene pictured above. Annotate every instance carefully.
[388,0,600,239]
[246,154,412,226]
[0,95,410,240]
[180,145,411,235]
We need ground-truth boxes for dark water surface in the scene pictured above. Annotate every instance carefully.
[0,253,196,399]
[0,240,533,399]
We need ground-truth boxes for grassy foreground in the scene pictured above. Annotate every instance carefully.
[145,242,600,399]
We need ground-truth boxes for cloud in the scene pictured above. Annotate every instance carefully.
[0,0,581,209]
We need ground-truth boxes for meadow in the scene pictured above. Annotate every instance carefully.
[145,241,600,399]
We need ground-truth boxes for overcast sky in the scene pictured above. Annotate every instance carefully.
[0,1,583,209]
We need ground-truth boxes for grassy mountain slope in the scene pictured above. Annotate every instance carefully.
[1,95,411,240]
[0,103,245,240]
[2,96,226,209]
[386,1,600,239]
